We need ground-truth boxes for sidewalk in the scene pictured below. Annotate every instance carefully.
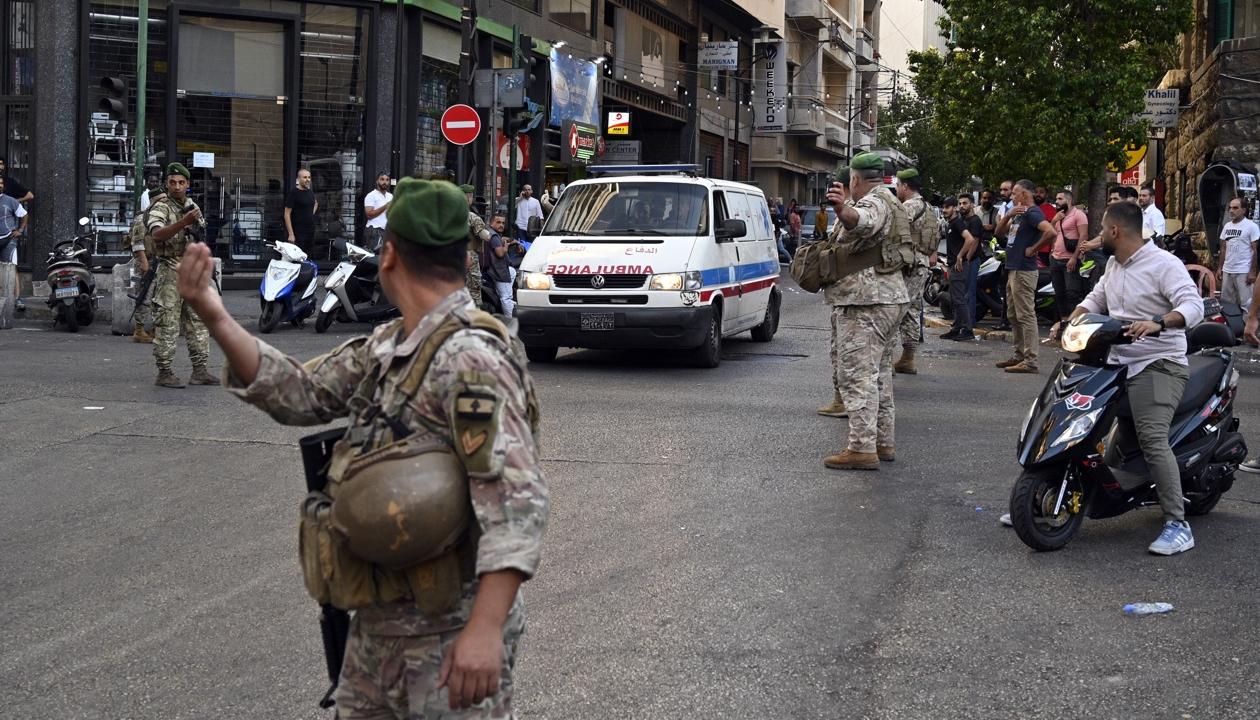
[13,287,265,330]
[924,309,1260,369]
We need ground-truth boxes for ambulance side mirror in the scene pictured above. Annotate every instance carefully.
[715,218,746,242]
[527,216,542,239]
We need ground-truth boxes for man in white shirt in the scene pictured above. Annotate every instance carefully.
[1043,201,1204,555]
[363,171,392,251]
[514,184,544,244]
[1139,186,1166,237]
[1215,197,1259,310]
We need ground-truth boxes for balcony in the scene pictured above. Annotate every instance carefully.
[786,0,827,30]
[855,28,874,66]
[787,98,825,136]
[851,120,875,151]
[823,107,848,150]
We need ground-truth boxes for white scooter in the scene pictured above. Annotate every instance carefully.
[258,240,319,333]
[314,241,397,333]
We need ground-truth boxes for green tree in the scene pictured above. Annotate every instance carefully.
[877,88,974,199]
[908,0,1190,219]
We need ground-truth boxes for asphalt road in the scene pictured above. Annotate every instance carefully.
[3,284,1260,719]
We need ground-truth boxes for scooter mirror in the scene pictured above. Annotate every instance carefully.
[79,217,90,226]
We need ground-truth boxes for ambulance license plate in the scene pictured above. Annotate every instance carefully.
[580,313,614,331]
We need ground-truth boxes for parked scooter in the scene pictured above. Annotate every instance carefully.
[259,240,319,333]
[315,241,398,333]
[1203,296,1244,343]
[1009,315,1247,551]
[45,217,98,332]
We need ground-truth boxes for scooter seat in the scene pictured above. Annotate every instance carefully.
[295,262,316,291]
[1115,354,1226,420]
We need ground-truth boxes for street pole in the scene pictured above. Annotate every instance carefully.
[457,0,476,184]
[133,0,149,208]
[846,95,852,163]
[505,25,520,231]
[732,70,741,180]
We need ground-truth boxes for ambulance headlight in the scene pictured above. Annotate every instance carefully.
[521,272,552,291]
[650,271,701,291]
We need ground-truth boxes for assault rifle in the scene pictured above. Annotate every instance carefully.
[128,267,156,323]
[298,428,351,710]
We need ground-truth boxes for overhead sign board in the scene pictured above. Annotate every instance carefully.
[607,111,631,135]
[603,140,641,164]
[699,41,739,70]
[753,40,787,133]
[563,120,600,165]
[1139,89,1179,128]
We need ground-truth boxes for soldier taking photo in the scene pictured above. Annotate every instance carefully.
[174,178,549,717]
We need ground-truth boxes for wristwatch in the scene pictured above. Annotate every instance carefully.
[1152,315,1166,331]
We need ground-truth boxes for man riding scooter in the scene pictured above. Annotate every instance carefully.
[1001,201,1204,555]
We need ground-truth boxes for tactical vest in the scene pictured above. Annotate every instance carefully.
[127,204,158,258]
[874,190,916,275]
[298,310,540,615]
[903,196,934,262]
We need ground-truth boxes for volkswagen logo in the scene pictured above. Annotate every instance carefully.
[590,274,606,289]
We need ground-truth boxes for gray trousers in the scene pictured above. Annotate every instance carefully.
[1109,359,1189,522]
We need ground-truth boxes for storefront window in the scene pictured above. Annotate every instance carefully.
[415,22,461,179]
[85,0,170,262]
[297,4,371,262]
[548,0,593,35]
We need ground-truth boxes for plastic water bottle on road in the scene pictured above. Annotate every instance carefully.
[1122,602,1174,616]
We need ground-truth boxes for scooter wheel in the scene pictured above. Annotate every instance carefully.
[259,302,283,334]
[1010,466,1087,552]
[315,310,334,334]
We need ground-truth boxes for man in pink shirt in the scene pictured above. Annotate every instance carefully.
[1049,189,1090,322]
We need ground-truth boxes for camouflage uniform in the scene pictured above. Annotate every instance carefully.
[467,212,487,305]
[898,193,931,348]
[126,213,154,332]
[826,200,855,405]
[226,288,547,719]
[147,196,210,372]
[824,186,910,454]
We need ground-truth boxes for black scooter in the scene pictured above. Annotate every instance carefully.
[1009,315,1247,551]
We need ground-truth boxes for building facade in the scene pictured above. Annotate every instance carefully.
[10,0,835,278]
[1160,0,1260,247]
[750,0,881,206]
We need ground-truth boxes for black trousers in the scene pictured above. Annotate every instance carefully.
[1049,257,1085,321]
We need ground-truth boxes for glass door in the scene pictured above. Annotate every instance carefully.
[172,14,291,269]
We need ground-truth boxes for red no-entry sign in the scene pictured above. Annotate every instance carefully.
[441,104,481,146]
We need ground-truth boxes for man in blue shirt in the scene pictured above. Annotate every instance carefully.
[994,179,1056,373]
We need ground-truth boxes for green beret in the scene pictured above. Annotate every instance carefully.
[896,168,919,181]
[835,164,849,182]
[458,183,475,194]
[166,162,191,180]
[386,178,468,247]
[850,152,884,172]
[148,188,165,200]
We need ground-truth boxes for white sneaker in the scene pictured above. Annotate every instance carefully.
[1148,520,1195,556]
[999,513,1013,527]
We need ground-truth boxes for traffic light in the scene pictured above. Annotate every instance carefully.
[504,109,530,137]
[99,76,128,121]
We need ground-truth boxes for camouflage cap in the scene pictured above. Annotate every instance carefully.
[896,168,919,181]
[850,152,884,172]
[387,178,468,247]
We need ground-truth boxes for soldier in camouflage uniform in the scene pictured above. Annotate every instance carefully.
[147,163,217,388]
[462,184,487,306]
[125,188,165,343]
[818,165,851,418]
[893,168,932,375]
[822,152,910,471]
[175,178,547,718]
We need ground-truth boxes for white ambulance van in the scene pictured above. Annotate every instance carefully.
[515,165,781,368]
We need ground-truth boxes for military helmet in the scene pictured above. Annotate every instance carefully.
[331,440,471,570]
